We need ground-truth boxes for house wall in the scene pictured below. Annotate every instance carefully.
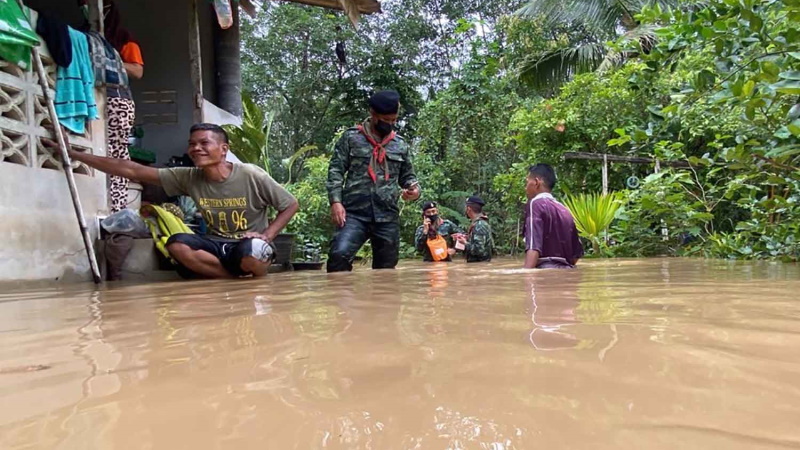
[1,1,228,283]
[0,6,108,283]
[117,0,219,165]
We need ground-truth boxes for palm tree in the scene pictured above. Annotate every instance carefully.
[516,0,673,89]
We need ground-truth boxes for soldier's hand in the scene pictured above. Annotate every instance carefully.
[402,184,420,201]
[422,217,430,234]
[331,202,347,228]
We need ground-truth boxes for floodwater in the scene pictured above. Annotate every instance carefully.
[1,259,799,449]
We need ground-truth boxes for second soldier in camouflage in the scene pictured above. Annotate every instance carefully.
[457,196,494,263]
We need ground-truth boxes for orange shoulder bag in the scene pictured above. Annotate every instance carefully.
[426,235,449,261]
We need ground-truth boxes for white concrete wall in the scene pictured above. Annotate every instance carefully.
[0,163,107,282]
[0,5,108,283]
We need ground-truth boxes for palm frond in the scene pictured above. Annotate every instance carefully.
[516,0,632,33]
[597,50,623,72]
[224,93,279,174]
[619,23,660,51]
[518,42,607,90]
[564,192,624,254]
[284,144,316,184]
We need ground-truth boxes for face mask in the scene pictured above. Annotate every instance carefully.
[375,120,393,137]
[427,214,439,224]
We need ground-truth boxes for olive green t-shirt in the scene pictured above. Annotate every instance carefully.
[158,163,296,240]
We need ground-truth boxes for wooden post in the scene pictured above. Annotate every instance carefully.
[189,0,204,123]
[602,153,608,195]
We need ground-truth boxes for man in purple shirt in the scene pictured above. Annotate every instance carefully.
[522,164,584,269]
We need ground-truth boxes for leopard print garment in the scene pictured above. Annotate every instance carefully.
[107,97,136,213]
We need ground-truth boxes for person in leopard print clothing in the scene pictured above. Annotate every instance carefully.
[100,0,144,213]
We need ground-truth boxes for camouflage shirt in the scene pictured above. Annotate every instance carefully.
[464,215,493,262]
[326,124,417,223]
[415,219,464,262]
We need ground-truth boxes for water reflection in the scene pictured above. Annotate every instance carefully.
[527,272,581,351]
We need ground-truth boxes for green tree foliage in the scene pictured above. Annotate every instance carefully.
[285,155,333,247]
[614,0,800,260]
[504,63,651,199]
[515,0,676,89]
[238,0,799,262]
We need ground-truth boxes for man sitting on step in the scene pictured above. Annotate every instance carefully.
[46,123,299,279]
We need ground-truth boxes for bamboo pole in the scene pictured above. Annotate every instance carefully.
[30,47,102,284]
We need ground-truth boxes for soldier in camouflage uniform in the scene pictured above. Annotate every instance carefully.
[415,201,464,262]
[326,90,420,272]
[456,196,494,263]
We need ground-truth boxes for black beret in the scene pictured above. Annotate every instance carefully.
[466,196,485,206]
[368,90,400,114]
[421,201,437,212]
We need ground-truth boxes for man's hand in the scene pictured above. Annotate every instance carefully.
[243,231,269,241]
[331,202,346,228]
[454,234,467,243]
[401,183,420,201]
[447,248,456,256]
[41,126,76,160]
[422,216,431,234]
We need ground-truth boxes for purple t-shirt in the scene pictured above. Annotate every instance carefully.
[523,194,584,268]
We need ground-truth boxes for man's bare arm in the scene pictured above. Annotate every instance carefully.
[43,135,161,185]
[262,200,299,242]
[72,150,161,185]
[524,249,540,269]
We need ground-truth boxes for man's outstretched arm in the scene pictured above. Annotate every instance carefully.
[71,150,161,186]
[44,137,161,186]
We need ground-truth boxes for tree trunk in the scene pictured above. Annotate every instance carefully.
[215,3,242,117]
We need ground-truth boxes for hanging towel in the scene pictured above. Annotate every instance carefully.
[55,27,97,134]
[85,31,130,98]
[35,12,71,67]
[0,0,39,69]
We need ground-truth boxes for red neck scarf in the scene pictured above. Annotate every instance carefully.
[357,124,396,183]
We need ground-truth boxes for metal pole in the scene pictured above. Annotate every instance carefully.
[31,47,102,283]
[602,153,608,195]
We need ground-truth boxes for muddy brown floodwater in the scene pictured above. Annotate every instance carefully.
[1,258,799,449]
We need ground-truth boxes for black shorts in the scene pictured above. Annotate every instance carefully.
[166,233,276,278]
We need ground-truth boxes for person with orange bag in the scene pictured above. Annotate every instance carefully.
[414,201,464,262]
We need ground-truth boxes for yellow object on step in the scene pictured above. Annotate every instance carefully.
[140,204,193,260]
